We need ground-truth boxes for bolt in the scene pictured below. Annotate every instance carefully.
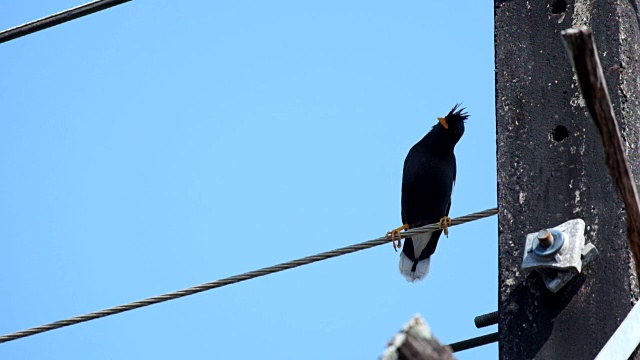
[537,229,554,248]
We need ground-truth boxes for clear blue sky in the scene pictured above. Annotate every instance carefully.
[0,1,496,359]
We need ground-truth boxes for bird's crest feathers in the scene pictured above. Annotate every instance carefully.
[445,104,469,123]
[437,104,468,130]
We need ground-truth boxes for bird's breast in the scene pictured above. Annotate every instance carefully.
[401,154,455,225]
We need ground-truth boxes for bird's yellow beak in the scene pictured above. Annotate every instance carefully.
[438,117,448,129]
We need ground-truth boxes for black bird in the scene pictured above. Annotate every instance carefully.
[386,104,469,282]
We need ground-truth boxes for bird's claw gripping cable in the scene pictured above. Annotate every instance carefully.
[438,216,452,237]
[386,224,409,251]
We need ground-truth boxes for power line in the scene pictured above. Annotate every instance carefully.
[0,0,131,45]
[0,207,496,344]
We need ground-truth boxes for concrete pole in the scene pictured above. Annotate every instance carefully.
[495,1,640,359]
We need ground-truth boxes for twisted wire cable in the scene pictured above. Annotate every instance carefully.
[0,207,497,344]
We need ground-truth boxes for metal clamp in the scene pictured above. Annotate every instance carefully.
[521,219,598,293]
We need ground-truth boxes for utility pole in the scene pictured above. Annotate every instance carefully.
[495,1,640,359]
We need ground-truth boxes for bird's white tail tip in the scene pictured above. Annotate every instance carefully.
[399,253,430,282]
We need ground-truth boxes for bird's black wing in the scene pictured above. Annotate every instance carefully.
[417,173,455,261]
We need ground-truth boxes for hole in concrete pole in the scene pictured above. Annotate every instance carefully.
[552,125,569,142]
[550,0,567,14]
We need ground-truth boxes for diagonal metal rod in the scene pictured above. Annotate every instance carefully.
[447,332,499,353]
[595,300,640,359]
[0,0,131,45]
[0,207,497,344]
[561,26,640,281]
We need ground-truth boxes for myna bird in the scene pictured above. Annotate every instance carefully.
[386,104,469,282]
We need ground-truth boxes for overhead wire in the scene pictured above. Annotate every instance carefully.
[0,0,131,45]
[0,207,496,344]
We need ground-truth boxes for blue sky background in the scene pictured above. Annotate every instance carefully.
[0,1,496,359]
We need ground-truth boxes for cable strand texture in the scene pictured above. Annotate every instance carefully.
[0,207,497,344]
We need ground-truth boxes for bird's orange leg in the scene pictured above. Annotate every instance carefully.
[439,216,452,237]
[386,224,409,251]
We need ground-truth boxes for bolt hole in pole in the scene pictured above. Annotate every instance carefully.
[550,0,567,14]
[552,125,569,142]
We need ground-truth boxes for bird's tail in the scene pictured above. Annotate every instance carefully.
[398,232,433,282]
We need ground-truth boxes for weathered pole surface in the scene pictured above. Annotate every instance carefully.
[495,0,640,359]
